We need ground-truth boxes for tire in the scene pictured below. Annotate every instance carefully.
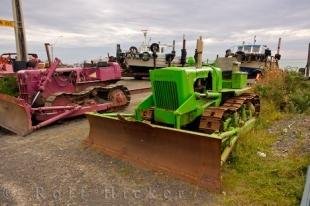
[129,46,138,54]
[141,52,151,61]
[150,43,159,53]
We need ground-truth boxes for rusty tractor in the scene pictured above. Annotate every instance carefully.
[0,58,130,135]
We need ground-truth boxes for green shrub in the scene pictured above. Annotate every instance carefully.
[0,76,19,96]
[255,70,310,113]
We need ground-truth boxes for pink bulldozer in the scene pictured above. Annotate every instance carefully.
[0,58,130,136]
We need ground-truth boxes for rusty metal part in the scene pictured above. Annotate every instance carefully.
[45,85,130,109]
[128,87,151,95]
[0,85,130,136]
[107,88,129,107]
[199,107,229,133]
[86,114,222,192]
[199,93,260,133]
[85,92,260,192]
[0,92,114,135]
[0,93,32,135]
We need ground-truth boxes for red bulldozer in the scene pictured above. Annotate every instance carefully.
[0,58,130,136]
[0,53,42,77]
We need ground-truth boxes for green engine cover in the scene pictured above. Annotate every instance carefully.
[135,65,249,129]
[232,72,247,89]
[135,66,222,128]
[151,68,205,109]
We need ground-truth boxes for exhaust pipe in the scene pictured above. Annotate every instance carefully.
[275,37,282,60]
[180,35,187,67]
[44,43,52,66]
[196,36,203,68]
[305,43,310,78]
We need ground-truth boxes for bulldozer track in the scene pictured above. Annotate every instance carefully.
[199,93,260,134]
[129,87,151,95]
[45,85,131,110]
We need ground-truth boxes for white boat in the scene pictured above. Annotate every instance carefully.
[215,38,281,79]
[117,30,185,79]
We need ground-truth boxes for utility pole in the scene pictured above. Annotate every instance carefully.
[253,35,256,45]
[277,38,282,55]
[12,0,27,62]
[306,43,310,78]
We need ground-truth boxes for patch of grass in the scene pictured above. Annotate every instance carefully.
[0,76,19,96]
[255,100,284,129]
[221,100,310,205]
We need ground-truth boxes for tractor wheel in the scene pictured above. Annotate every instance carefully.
[150,43,159,53]
[129,46,138,54]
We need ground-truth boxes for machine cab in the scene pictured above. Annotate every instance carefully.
[236,44,268,55]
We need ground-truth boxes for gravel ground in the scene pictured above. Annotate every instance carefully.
[0,79,217,205]
[269,114,310,157]
[1,78,307,205]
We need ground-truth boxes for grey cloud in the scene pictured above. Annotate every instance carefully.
[0,0,309,66]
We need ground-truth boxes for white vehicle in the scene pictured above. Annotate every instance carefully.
[216,38,282,79]
[118,30,185,79]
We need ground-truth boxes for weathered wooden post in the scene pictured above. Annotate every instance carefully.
[305,43,310,78]
[12,0,27,62]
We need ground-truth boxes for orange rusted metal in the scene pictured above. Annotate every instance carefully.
[86,114,222,192]
[0,93,32,135]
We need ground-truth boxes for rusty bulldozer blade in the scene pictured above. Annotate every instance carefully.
[86,113,222,191]
[0,93,33,135]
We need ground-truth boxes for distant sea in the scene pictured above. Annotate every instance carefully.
[207,58,307,70]
[279,59,307,69]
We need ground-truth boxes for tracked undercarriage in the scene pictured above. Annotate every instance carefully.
[44,85,130,107]
[200,93,260,134]
[0,58,130,136]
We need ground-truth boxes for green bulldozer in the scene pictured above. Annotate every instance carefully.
[85,38,260,192]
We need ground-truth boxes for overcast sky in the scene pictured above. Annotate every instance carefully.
[0,0,309,66]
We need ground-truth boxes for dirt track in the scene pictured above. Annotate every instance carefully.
[0,79,217,205]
